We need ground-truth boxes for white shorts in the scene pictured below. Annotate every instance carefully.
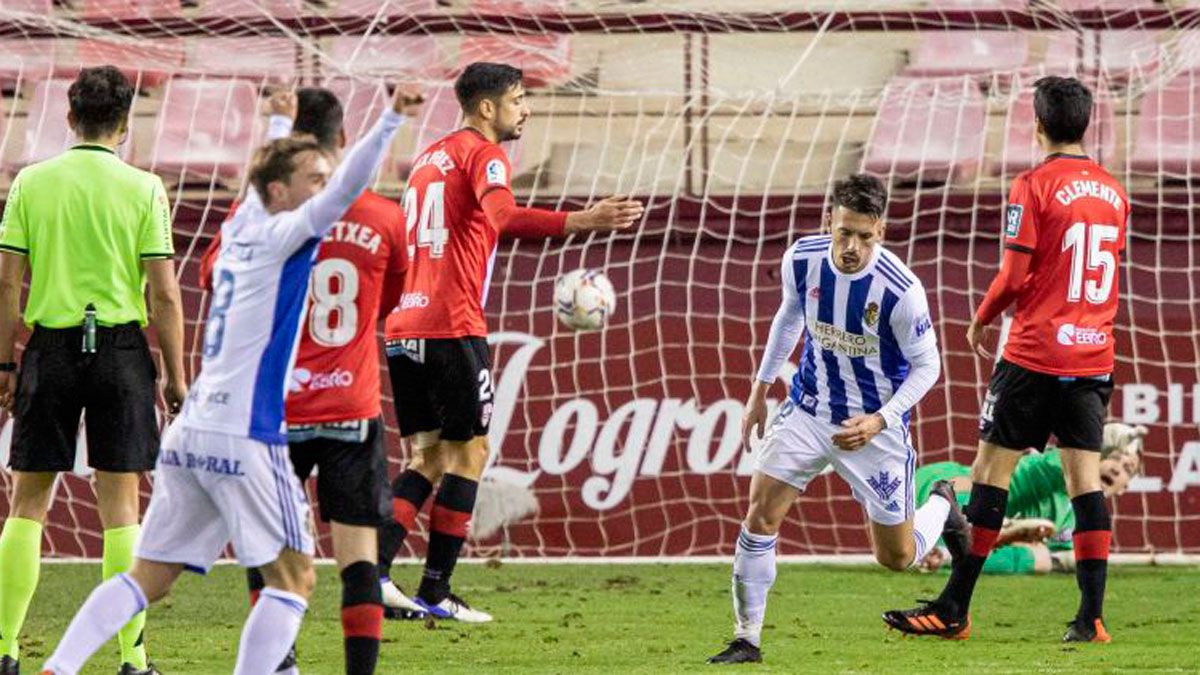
[755,399,916,526]
[136,421,315,572]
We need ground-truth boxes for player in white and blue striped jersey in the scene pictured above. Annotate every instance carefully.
[40,88,421,675]
[709,175,965,665]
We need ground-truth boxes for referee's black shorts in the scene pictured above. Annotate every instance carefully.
[979,359,1113,453]
[9,323,160,473]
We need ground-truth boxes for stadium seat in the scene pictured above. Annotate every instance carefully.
[861,77,987,184]
[0,0,53,13]
[470,0,568,11]
[77,39,184,89]
[15,79,134,169]
[1128,73,1200,178]
[1089,31,1161,87]
[184,38,297,83]
[458,35,572,89]
[323,78,389,143]
[145,78,260,184]
[993,86,1116,176]
[333,0,438,14]
[1041,32,1082,76]
[1053,0,1153,8]
[923,0,1025,7]
[327,36,448,80]
[196,0,307,17]
[903,32,1029,79]
[0,39,65,89]
[78,0,182,19]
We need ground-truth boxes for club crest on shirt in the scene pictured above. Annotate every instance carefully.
[486,158,507,186]
[863,301,880,328]
[1005,204,1023,237]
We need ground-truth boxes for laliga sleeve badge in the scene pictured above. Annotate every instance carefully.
[485,158,507,186]
[1005,204,1023,237]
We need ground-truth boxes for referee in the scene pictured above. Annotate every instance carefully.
[0,66,185,675]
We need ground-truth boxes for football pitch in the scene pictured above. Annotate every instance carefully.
[19,563,1200,674]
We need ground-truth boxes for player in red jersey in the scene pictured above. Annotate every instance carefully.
[884,77,1129,643]
[377,62,643,623]
[199,87,419,674]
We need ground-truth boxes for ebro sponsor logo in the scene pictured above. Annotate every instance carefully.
[1056,323,1108,347]
[399,292,430,309]
[290,368,353,392]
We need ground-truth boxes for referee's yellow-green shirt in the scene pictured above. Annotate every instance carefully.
[0,144,174,328]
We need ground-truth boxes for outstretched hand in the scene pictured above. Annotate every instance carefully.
[568,196,644,234]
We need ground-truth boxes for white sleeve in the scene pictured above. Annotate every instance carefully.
[267,114,293,141]
[267,109,406,253]
[877,283,941,428]
[755,245,805,384]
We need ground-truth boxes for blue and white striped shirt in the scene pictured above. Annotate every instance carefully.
[756,235,939,429]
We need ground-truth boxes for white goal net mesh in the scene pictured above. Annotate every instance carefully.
[0,1,1197,558]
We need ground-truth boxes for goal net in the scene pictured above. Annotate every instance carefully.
[0,1,1197,559]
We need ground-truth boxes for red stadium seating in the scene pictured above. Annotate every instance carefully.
[145,78,260,184]
[862,77,987,184]
[0,39,64,89]
[1041,32,1082,76]
[77,39,184,89]
[993,86,1116,176]
[1054,0,1153,8]
[78,0,182,19]
[1128,73,1200,178]
[470,0,568,11]
[0,39,182,91]
[327,36,449,80]
[333,0,438,13]
[196,0,307,17]
[323,78,389,144]
[184,37,297,83]
[458,35,572,88]
[12,79,134,169]
[924,0,1025,7]
[1089,31,1161,87]
[0,0,52,13]
[903,32,1028,78]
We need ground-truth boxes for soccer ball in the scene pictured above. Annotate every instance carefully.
[554,269,617,331]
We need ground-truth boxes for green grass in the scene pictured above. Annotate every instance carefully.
[17,563,1200,674]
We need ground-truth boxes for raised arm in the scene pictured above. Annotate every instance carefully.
[298,88,418,236]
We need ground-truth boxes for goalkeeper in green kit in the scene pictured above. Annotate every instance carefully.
[913,423,1145,575]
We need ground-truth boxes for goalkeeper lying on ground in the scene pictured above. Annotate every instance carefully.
[914,423,1145,575]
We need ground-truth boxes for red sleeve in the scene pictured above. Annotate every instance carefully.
[975,246,1033,326]
[198,231,221,292]
[1003,175,1037,254]
[379,213,408,319]
[469,143,514,203]
[481,188,568,239]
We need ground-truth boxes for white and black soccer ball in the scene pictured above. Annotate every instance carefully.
[554,269,617,331]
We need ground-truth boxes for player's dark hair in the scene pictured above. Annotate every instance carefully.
[68,66,135,139]
[293,87,344,152]
[832,173,888,219]
[249,137,325,206]
[1033,76,1092,145]
[455,62,524,112]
